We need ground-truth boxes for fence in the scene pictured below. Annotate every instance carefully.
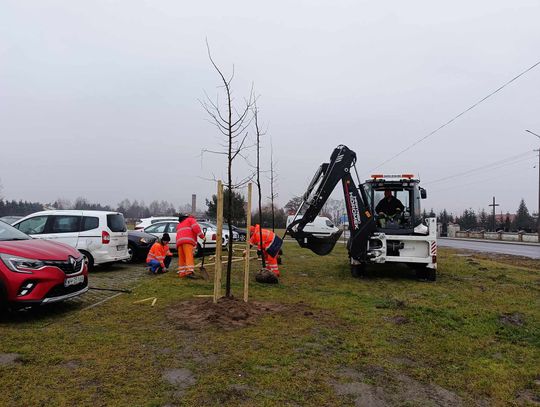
[453,230,539,243]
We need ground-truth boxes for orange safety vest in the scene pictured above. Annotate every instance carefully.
[249,225,275,250]
[176,217,204,247]
[146,242,172,264]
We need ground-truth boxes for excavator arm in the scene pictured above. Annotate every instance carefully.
[287,145,376,259]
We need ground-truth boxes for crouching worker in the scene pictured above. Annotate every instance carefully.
[176,213,205,278]
[146,233,173,274]
[248,224,283,277]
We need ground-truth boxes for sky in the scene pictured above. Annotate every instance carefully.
[1,0,539,217]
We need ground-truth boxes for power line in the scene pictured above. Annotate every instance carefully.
[424,150,536,185]
[429,161,536,193]
[372,60,540,170]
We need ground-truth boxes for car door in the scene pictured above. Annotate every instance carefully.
[165,222,179,246]
[49,215,81,249]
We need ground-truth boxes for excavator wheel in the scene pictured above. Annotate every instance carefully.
[350,263,366,278]
[416,266,436,282]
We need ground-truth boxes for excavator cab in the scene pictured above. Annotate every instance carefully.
[364,174,427,235]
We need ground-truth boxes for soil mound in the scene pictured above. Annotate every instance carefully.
[166,297,297,330]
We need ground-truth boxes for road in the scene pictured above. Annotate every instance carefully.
[438,238,540,259]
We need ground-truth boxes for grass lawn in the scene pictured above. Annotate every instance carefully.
[1,244,539,406]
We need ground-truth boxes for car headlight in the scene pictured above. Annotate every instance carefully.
[0,253,45,274]
[139,238,148,244]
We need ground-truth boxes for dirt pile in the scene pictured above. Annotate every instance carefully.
[166,297,305,330]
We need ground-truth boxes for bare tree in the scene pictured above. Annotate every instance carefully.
[253,100,266,269]
[201,41,255,297]
[267,138,278,232]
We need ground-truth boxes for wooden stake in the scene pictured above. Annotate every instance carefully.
[213,180,224,303]
[133,297,155,304]
[244,182,252,302]
[201,256,257,268]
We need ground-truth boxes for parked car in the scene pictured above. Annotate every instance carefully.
[286,215,339,237]
[0,221,88,310]
[12,210,129,269]
[199,221,230,246]
[127,230,157,263]
[231,226,247,241]
[0,216,23,225]
[134,217,179,230]
[143,221,227,256]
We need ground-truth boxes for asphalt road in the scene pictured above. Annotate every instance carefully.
[438,238,540,259]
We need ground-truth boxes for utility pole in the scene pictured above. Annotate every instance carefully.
[489,196,499,232]
[525,130,540,236]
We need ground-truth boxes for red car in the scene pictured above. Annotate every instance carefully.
[0,220,88,310]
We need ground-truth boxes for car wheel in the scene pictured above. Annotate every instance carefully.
[240,235,246,242]
[127,244,137,263]
[351,263,365,278]
[0,281,8,313]
[79,250,94,271]
[194,243,202,258]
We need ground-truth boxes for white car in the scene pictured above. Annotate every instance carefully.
[13,210,130,269]
[200,221,238,242]
[286,215,340,237]
[134,216,179,230]
[142,221,228,256]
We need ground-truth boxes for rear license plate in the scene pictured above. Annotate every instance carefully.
[65,275,85,287]
[117,245,127,251]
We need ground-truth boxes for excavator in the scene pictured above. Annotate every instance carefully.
[286,145,437,281]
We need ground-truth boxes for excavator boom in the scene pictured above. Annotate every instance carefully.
[287,145,376,259]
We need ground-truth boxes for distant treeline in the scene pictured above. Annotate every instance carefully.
[0,200,44,217]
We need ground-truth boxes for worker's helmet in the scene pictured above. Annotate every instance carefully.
[249,225,256,234]
[161,233,171,242]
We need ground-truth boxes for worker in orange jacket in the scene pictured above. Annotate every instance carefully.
[248,224,281,277]
[176,213,205,278]
[146,233,173,274]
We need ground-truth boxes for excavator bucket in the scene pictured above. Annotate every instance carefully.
[289,229,343,256]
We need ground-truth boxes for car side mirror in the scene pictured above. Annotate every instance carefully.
[420,188,427,199]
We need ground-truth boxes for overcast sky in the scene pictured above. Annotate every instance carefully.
[1,0,539,216]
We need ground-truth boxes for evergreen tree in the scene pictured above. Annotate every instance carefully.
[206,189,246,224]
[458,208,478,230]
[513,199,534,231]
[478,209,489,231]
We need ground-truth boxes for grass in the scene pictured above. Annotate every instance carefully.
[1,244,539,406]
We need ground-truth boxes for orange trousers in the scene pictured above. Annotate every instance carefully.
[177,243,195,277]
[265,252,279,276]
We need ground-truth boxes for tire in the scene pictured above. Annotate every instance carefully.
[416,266,436,281]
[351,263,366,278]
[79,250,94,271]
[194,243,202,258]
[127,244,137,263]
[0,281,8,314]
[240,235,246,242]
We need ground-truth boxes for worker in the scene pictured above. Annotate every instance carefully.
[146,233,173,274]
[248,224,281,277]
[375,190,404,227]
[176,213,205,278]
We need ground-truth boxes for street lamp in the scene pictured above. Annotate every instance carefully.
[525,130,540,237]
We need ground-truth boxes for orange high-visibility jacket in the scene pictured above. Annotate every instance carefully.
[146,242,172,264]
[176,217,204,246]
[249,225,275,250]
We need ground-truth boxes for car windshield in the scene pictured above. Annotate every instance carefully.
[0,221,31,241]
